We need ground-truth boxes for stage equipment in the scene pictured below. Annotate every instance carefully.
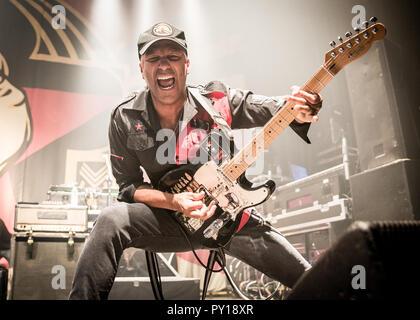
[46,184,118,209]
[316,135,358,174]
[14,203,88,233]
[7,231,88,300]
[345,40,420,171]
[226,255,286,300]
[0,265,7,300]
[108,276,201,300]
[267,163,351,234]
[350,159,420,221]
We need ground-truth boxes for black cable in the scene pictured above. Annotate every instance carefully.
[153,252,163,295]
[263,281,281,300]
[173,215,225,273]
[215,255,250,300]
[177,218,284,300]
[145,251,164,300]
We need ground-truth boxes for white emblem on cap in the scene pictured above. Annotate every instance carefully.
[153,23,173,36]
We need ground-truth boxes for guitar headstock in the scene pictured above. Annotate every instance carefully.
[324,17,386,75]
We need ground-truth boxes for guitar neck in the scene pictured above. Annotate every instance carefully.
[221,64,335,181]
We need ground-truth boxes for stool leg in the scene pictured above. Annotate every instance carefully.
[145,251,164,300]
[202,250,218,300]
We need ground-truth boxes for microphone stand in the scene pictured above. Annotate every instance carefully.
[341,131,350,180]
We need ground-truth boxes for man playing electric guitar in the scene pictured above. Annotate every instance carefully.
[69,22,321,300]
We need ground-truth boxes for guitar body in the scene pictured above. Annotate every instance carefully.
[158,161,275,247]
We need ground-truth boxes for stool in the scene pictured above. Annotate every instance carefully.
[145,249,248,300]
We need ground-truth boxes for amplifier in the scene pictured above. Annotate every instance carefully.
[350,159,420,221]
[270,164,349,214]
[7,231,88,300]
[268,197,350,234]
[14,203,88,233]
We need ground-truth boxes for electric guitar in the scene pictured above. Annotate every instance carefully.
[158,19,387,247]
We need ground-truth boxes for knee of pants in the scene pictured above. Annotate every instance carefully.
[93,204,128,235]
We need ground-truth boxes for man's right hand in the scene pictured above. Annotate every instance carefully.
[173,191,217,221]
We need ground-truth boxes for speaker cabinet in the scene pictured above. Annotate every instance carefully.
[7,232,88,300]
[0,266,7,300]
[345,40,420,171]
[287,221,420,300]
[350,159,420,221]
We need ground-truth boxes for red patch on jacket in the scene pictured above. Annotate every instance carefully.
[175,92,231,163]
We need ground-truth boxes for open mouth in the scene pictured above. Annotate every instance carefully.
[157,75,175,90]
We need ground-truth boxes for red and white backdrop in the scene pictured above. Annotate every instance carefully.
[0,0,129,232]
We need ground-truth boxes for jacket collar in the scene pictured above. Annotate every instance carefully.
[122,86,200,132]
[181,89,199,131]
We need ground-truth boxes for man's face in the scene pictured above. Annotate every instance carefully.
[140,40,190,107]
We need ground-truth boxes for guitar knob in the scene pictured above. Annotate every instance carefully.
[338,36,343,43]
[345,31,352,38]
[329,41,336,47]
[370,17,378,23]
[362,21,369,29]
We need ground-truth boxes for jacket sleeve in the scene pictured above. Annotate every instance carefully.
[108,109,151,203]
[228,85,312,143]
[204,81,311,143]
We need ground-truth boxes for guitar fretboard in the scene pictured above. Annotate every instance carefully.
[221,65,335,181]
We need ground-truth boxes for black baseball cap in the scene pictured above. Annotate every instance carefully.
[137,22,188,57]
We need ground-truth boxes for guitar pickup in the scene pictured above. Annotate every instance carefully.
[197,186,219,207]
[225,192,240,209]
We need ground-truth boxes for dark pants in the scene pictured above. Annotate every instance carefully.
[69,202,311,300]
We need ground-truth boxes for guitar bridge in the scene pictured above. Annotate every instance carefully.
[225,192,240,210]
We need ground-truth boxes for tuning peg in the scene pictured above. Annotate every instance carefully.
[354,27,360,33]
[369,17,378,23]
[329,41,336,47]
[362,21,369,29]
[338,36,343,43]
[345,31,352,38]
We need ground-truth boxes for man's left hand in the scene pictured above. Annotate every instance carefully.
[284,85,322,123]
